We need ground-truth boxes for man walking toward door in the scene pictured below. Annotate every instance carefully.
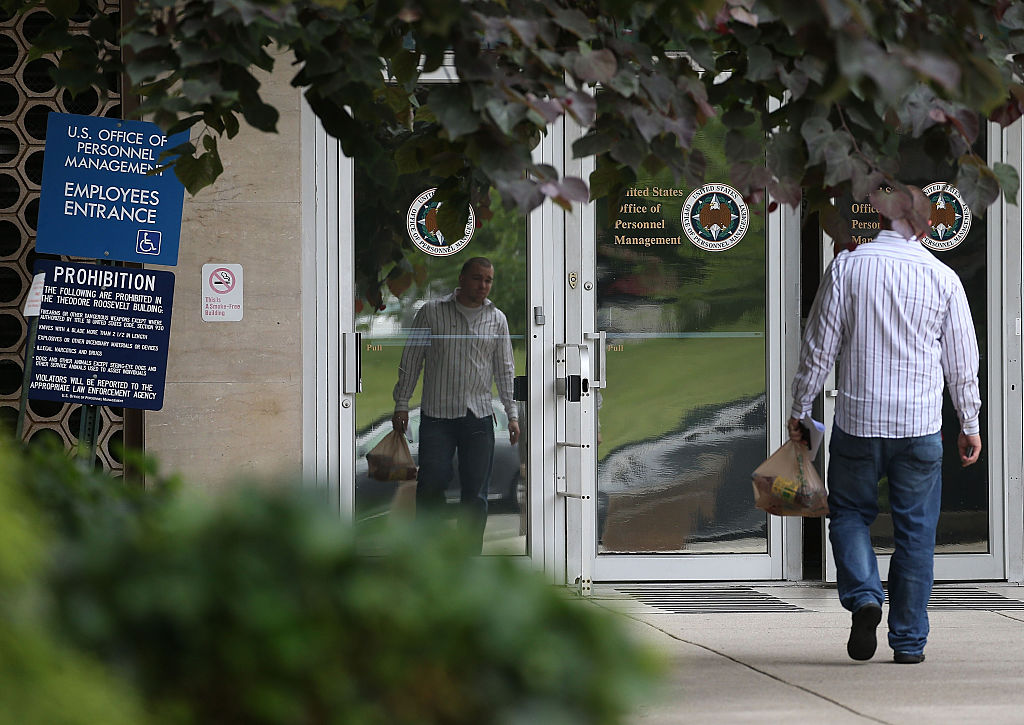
[789,186,982,664]
[392,257,520,553]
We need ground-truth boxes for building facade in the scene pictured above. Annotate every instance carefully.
[2,8,1022,589]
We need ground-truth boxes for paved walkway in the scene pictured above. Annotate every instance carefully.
[590,583,1024,724]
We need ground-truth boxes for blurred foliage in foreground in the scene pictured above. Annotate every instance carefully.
[0,439,144,725]
[4,436,661,725]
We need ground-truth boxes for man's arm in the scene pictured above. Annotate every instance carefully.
[492,312,519,444]
[790,258,845,420]
[940,282,982,466]
[392,306,430,431]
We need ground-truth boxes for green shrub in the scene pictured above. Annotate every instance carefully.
[0,440,145,725]
[19,436,179,541]
[42,481,660,725]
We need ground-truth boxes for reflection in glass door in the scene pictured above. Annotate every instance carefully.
[588,118,785,579]
[351,156,529,556]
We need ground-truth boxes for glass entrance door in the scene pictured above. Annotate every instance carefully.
[350,166,531,556]
[823,125,1006,581]
[573,118,791,581]
[306,77,551,561]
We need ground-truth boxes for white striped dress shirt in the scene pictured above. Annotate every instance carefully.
[394,292,517,421]
[791,230,981,437]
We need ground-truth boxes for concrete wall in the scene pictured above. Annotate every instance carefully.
[145,58,303,489]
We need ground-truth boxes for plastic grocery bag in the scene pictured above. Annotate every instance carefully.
[366,430,418,482]
[751,440,829,517]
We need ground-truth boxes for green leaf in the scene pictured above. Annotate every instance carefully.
[606,69,639,98]
[766,129,805,183]
[817,200,852,247]
[573,49,617,85]
[993,162,1020,204]
[794,56,827,85]
[174,146,224,195]
[800,118,832,163]
[564,91,596,126]
[955,156,1000,214]
[630,108,661,143]
[609,136,646,173]
[724,129,762,165]
[430,86,481,139]
[389,50,419,92]
[868,186,911,222]
[181,79,222,105]
[721,107,755,129]
[241,100,279,133]
[898,85,940,137]
[45,0,78,19]
[550,6,596,40]
[745,46,775,82]
[486,98,527,135]
[588,162,627,202]
[904,51,960,92]
[435,193,472,242]
[851,168,885,203]
[572,130,614,158]
[779,67,808,99]
[429,151,467,178]
[822,133,854,186]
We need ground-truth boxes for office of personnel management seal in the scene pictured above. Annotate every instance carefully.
[681,183,749,252]
[921,182,971,252]
[406,188,475,257]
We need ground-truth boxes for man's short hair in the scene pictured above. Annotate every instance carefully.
[460,257,493,275]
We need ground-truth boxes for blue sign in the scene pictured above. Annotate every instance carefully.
[27,260,175,410]
[35,113,188,265]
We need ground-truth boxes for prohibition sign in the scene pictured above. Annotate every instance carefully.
[209,267,236,294]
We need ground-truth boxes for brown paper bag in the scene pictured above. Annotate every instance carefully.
[751,440,828,517]
[366,430,418,482]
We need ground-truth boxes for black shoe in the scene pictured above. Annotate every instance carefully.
[893,652,926,664]
[847,603,882,661]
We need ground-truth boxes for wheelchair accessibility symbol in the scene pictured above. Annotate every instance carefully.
[136,230,162,256]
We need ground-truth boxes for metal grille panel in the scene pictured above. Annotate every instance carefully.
[2,3,124,471]
[614,586,806,614]
[924,587,1024,610]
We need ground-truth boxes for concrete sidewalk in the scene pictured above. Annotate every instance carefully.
[590,583,1024,725]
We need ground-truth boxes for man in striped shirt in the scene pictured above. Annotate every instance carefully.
[392,257,520,553]
[790,188,981,665]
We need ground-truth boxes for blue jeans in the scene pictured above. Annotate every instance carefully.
[416,411,495,553]
[827,425,943,655]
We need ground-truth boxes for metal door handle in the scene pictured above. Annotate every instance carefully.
[342,332,362,394]
[585,331,606,389]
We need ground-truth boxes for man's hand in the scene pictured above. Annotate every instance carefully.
[958,432,981,467]
[787,417,810,447]
[508,420,520,446]
[392,411,408,433]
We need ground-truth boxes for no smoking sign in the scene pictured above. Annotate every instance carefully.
[202,263,243,322]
